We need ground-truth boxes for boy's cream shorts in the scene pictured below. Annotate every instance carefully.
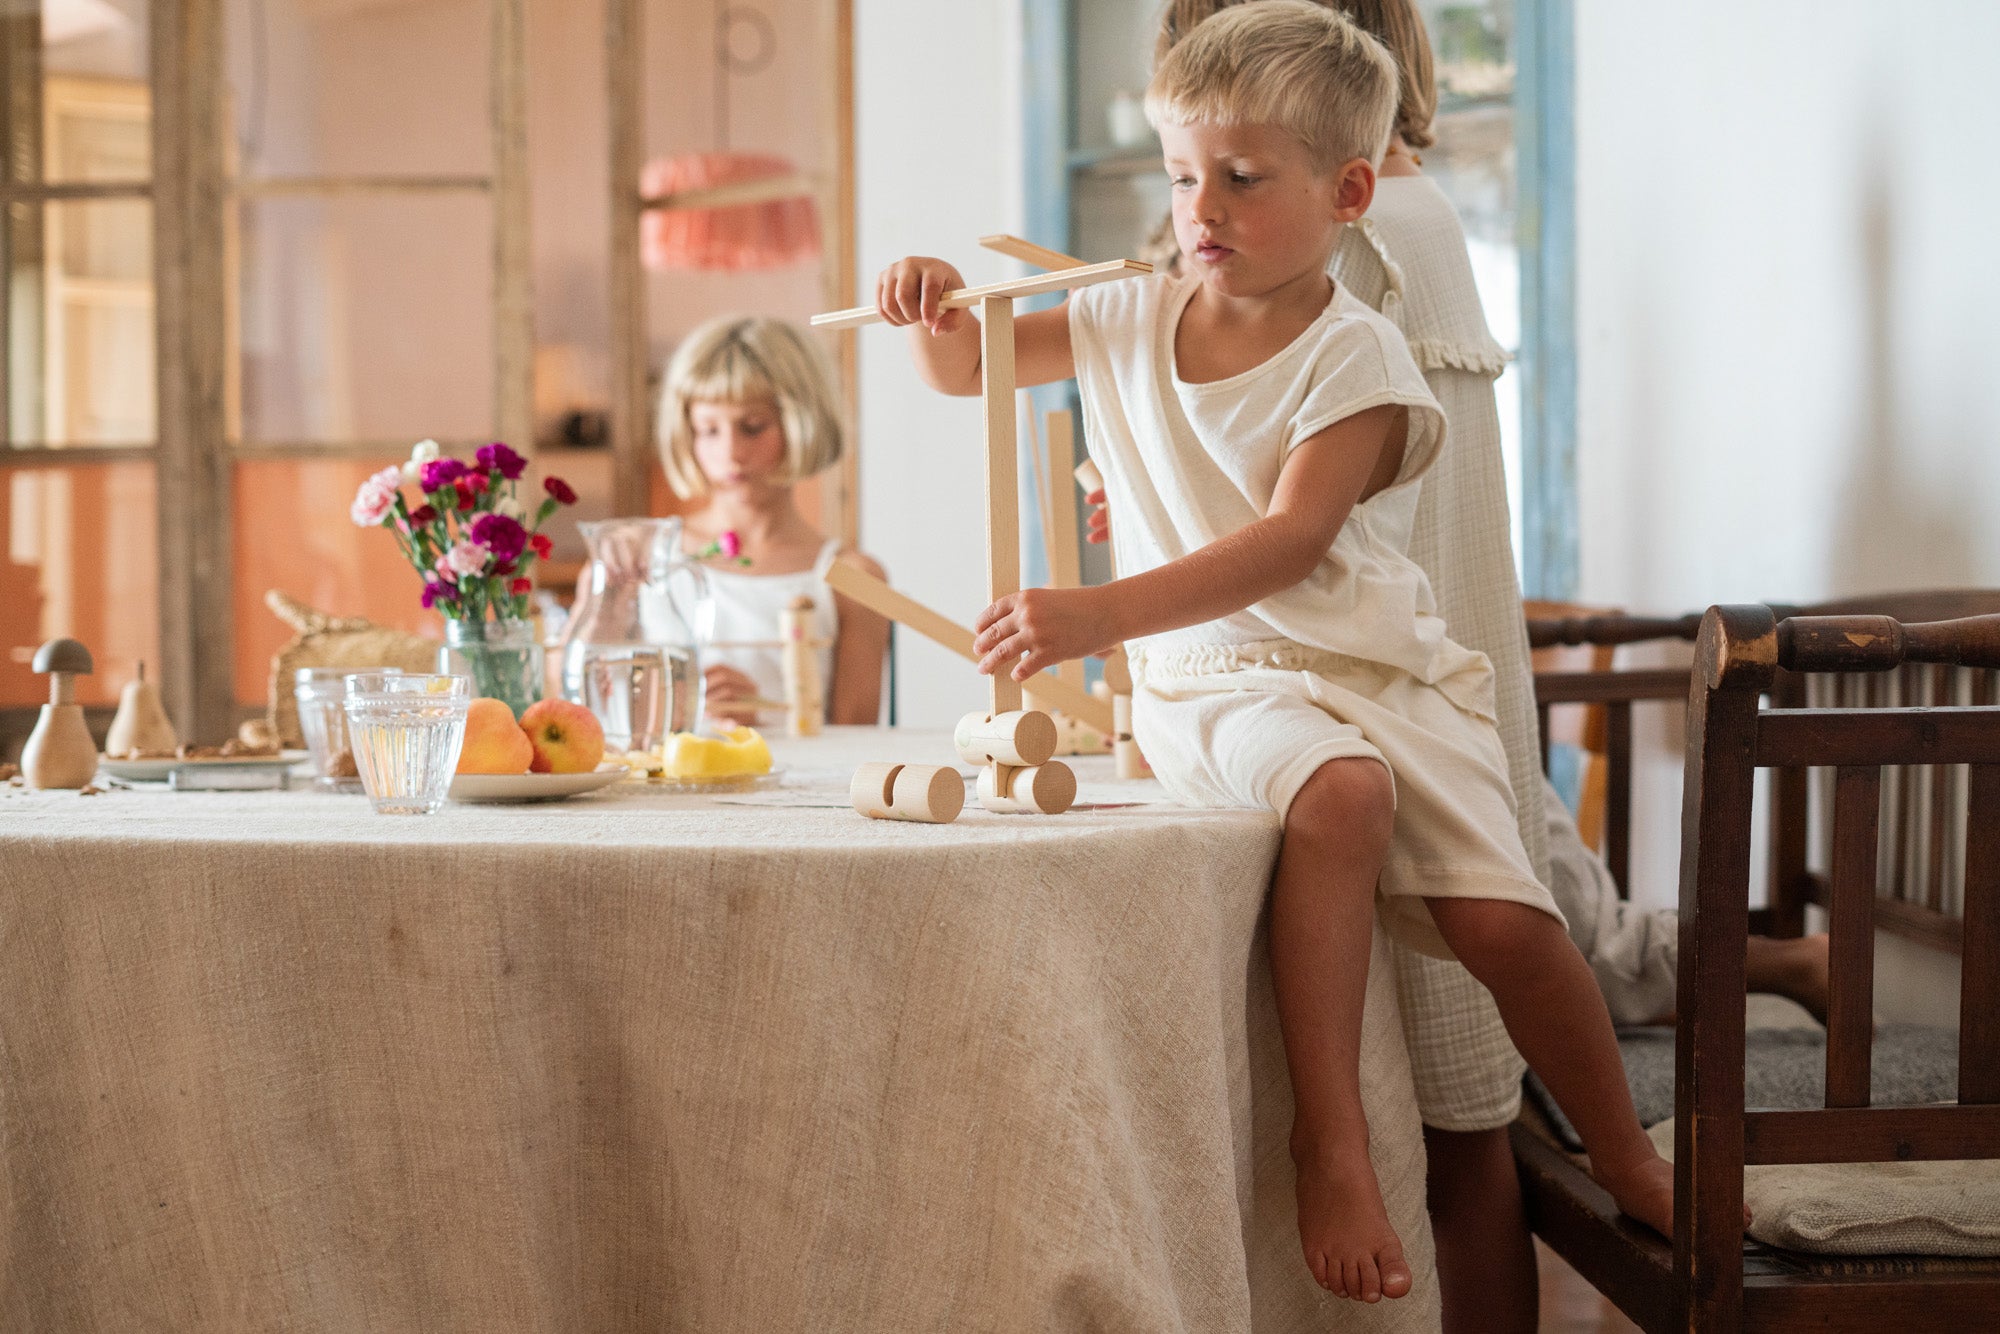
[1133,642,1560,1130]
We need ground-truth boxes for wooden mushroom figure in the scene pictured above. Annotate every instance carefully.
[23,638,99,789]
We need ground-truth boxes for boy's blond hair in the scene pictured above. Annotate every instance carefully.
[657,316,844,500]
[1154,0,1437,151]
[1145,0,1399,171]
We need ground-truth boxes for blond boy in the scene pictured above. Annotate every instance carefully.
[875,1,1672,1303]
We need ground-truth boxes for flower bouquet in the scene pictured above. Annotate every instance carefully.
[351,440,578,714]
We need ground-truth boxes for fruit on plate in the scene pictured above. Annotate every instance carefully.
[456,697,535,774]
[520,698,607,774]
[662,726,771,779]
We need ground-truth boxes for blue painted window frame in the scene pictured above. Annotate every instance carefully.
[1019,0,1578,603]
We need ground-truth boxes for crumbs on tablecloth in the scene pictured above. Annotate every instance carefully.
[0,762,17,782]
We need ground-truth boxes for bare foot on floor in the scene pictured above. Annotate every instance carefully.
[1745,932,1832,1024]
[1292,1142,1412,1302]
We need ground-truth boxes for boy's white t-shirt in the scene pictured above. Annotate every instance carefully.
[1067,272,1491,713]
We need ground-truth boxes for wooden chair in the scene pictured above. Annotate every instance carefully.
[1526,606,1702,895]
[1513,604,2000,1331]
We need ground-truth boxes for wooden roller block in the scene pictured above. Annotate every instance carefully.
[976,760,1077,815]
[850,762,966,824]
[954,709,1057,767]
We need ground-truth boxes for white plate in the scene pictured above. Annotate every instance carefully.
[100,751,306,782]
[644,767,785,794]
[448,766,627,804]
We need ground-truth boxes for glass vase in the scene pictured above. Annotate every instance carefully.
[440,617,544,718]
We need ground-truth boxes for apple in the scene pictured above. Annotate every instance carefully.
[455,697,534,775]
[519,698,606,774]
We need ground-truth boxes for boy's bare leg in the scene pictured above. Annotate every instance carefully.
[1271,757,1410,1302]
[1744,932,1831,1023]
[1424,898,1674,1237]
[1424,1125,1537,1334]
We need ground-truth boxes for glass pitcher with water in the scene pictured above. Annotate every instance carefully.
[559,517,712,752]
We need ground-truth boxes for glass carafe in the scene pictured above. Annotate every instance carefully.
[559,517,713,750]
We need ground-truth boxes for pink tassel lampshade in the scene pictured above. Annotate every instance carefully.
[640,152,822,272]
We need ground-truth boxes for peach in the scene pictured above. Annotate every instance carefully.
[455,697,534,775]
[520,698,606,774]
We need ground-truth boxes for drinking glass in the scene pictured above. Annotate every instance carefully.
[342,673,471,815]
[580,646,672,754]
[296,666,400,792]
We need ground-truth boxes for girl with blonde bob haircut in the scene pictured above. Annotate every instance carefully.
[658,316,846,499]
[650,315,888,725]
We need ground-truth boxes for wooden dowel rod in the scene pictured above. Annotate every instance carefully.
[810,258,1150,330]
[982,297,1022,717]
[642,171,817,212]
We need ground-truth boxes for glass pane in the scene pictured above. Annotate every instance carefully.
[235,193,494,443]
[224,0,491,180]
[6,197,156,446]
[1,458,157,708]
[3,2,153,188]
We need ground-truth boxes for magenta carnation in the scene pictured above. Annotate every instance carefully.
[419,458,470,492]
[420,580,458,609]
[476,441,527,481]
[469,512,528,563]
[718,530,742,558]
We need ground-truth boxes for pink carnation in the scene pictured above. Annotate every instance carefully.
[349,466,404,527]
[440,540,492,582]
[718,530,742,558]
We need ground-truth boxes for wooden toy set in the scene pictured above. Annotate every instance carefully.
[811,235,1150,823]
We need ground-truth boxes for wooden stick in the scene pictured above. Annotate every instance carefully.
[978,234,1089,271]
[983,296,1022,716]
[1022,394,1058,595]
[643,171,817,212]
[809,258,1151,330]
[1043,410,1087,698]
[821,561,1114,736]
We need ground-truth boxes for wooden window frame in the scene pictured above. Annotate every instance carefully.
[5,0,857,751]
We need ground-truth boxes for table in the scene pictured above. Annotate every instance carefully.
[1,728,1438,1332]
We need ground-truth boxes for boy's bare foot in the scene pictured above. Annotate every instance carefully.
[1745,932,1832,1024]
[1292,1140,1412,1302]
[1593,1151,1677,1238]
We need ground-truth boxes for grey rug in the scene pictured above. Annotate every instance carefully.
[1527,1023,1962,1150]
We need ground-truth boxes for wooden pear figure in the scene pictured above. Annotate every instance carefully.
[22,638,100,790]
[105,660,179,757]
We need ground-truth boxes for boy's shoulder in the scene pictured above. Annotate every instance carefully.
[1301,284,1430,393]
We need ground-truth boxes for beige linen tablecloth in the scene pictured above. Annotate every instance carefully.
[0,728,1438,1332]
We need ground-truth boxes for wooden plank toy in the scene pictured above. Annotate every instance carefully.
[814,239,1147,815]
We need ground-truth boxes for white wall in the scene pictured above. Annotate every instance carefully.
[1574,1,2000,1016]
[1575,1,2000,615]
[854,0,1024,727]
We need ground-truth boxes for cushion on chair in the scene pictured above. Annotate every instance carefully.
[1647,1118,2000,1257]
